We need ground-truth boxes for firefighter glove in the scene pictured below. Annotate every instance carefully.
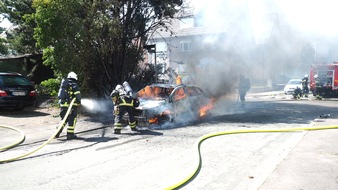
[114,106,120,115]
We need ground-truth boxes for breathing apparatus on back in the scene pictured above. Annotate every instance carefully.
[123,81,133,96]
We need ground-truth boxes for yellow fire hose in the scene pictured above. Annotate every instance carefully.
[0,98,76,163]
[164,124,338,190]
[0,125,25,151]
[1,99,338,188]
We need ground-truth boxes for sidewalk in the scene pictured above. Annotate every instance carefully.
[259,116,338,190]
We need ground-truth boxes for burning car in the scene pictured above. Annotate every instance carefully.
[124,84,212,126]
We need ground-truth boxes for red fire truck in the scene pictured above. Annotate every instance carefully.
[309,62,338,97]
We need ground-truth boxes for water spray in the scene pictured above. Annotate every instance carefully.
[81,98,112,113]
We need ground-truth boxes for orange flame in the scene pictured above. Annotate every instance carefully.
[199,99,215,117]
[137,86,154,98]
[149,117,159,124]
[148,110,172,124]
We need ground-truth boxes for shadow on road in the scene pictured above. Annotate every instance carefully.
[206,100,338,126]
[0,107,51,117]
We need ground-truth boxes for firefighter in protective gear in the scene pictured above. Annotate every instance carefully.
[56,71,81,139]
[302,74,309,97]
[314,74,323,100]
[293,86,302,100]
[110,85,137,134]
[238,75,250,102]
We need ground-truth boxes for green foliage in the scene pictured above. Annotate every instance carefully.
[37,78,60,97]
[9,0,182,96]
[31,0,182,97]
[2,0,183,97]
[0,0,39,55]
[0,25,9,55]
[0,37,9,55]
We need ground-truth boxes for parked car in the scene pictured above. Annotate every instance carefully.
[123,84,210,126]
[0,72,37,110]
[283,79,303,95]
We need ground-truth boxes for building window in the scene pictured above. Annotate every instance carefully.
[180,41,191,52]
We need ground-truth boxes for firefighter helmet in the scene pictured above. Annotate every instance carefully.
[67,72,78,80]
[314,74,318,79]
[115,84,126,95]
[110,90,119,98]
[304,74,308,78]
[115,84,123,90]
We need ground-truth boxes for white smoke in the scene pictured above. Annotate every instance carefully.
[81,98,113,114]
[190,0,338,37]
[180,0,338,97]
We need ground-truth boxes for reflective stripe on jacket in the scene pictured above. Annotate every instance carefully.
[119,97,134,107]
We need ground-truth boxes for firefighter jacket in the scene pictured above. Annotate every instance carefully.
[238,77,250,93]
[302,77,309,88]
[113,95,133,107]
[58,78,81,107]
[111,89,139,107]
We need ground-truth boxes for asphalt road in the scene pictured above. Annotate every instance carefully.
[1,92,338,190]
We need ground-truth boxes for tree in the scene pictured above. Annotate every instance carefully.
[32,0,183,97]
[0,27,9,55]
[0,0,39,55]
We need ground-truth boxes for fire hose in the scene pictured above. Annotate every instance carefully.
[164,124,338,190]
[0,98,76,163]
[1,99,338,188]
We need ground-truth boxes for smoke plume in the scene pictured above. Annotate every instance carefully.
[181,0,338,99]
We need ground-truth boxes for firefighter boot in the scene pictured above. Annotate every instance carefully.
[114,129,121,134]
[67,133,77,140]
[114,123,122,134]
[129,121,138,131]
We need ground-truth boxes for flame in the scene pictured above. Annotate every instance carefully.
[199,99,215,117]
[175,88,186,101]
[148,110,172,124]
[137,86,154,98]
[149,117,159,124]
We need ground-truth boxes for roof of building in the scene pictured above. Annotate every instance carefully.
[151,17,233,39]
[0,52,42,61]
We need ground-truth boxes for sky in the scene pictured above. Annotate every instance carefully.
[189,0,338,38]
[0,16,12,29]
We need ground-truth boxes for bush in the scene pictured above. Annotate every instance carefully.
[37,78,60,97]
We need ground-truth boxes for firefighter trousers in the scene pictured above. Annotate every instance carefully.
[114,105,136,130]
[60,106,78,134]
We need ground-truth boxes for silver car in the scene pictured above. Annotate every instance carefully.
[283,79,303,94]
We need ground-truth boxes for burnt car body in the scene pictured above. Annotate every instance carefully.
[0,72,37,110]
[123,83,210,126]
